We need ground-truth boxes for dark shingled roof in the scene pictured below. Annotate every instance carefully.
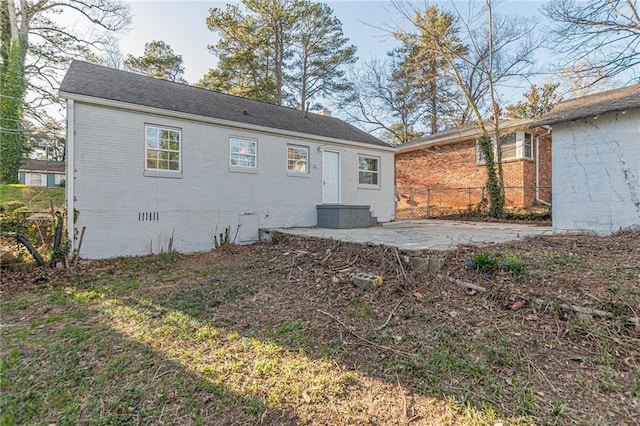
[20,159,65,173]
[532,83,640,127]
[59,61,389,148]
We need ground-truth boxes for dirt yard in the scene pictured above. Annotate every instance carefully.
[1,231,639,425]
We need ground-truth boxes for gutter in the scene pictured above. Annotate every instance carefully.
[535,126,552,206]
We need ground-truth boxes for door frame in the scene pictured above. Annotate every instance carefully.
[322,150,340,204]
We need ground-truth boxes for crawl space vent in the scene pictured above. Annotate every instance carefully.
[138,212,160,222]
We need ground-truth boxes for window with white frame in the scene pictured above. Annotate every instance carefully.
[145,125,181,171]
[476,131,534,164]
[500,133,517,160]
[230,137,257,168]
[287,145,309,173]
[358,155,380,186]
[524,132,533,159]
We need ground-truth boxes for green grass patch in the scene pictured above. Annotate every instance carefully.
[0,184,64,212]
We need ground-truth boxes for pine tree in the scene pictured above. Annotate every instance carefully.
[124,41,186,83]
[199,0,355,108]
[505,83,562,119]
[395,5,465,134]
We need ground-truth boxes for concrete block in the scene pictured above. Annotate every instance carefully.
[428,257,445,273]
[350,273,383,291]
[405,255,444,273]
[406,256,429,272]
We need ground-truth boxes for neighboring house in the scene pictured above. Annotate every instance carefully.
[395,119,552,216]
[18,159,65,187]
[60,60,395,259]
[532,83,640,235]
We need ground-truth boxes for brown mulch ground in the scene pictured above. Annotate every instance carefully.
[2,230,639,424]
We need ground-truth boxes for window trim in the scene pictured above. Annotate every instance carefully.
[358,154,381,188]
[523,132,533,160]
[475,139,492,165]
[144,124,182,177]
[229,136,258,173]
[500,133,517,160]
[287,144,310,176]
[476,131,535,164]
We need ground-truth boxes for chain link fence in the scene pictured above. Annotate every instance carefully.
[396,186,552,219]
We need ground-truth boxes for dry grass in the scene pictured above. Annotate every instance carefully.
[1,231,639,425]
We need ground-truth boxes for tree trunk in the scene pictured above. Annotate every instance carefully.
[430,61,438,134]
[300,47,308,109]
[484,0,504,217]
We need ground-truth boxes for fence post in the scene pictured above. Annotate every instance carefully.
[410,187,415,219]
[468,187,471,209]
[426,187,431,219]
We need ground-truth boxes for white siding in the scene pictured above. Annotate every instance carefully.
[71,102,395,258]
[552,109,640,235]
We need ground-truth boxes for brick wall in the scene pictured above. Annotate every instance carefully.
[395,134,552,215]
[538,134,552,203]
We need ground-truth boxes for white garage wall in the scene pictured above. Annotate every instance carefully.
[552,109,640,235]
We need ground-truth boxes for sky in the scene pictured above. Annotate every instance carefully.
[116,1,547,99]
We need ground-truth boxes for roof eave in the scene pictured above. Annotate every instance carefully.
[397,120,542,153]
[61,91,395,152]
[531,106,638,127]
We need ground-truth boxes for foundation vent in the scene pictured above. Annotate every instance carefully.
[138,212,160,222]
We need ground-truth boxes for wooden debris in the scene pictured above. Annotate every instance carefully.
[534,299,640,326]
[317,309,412,357]
[438,275,487,293]
[376,297,405,331]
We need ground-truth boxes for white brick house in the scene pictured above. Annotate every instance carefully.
[60,61,395,259]
[533,83,640,235]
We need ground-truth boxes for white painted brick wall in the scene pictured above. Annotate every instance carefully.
[552,109,640,235]
[71,103,395,258]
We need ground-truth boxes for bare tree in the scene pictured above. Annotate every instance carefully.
[394,0,540,216]
[555,60,621,98]
[543,0,640,86]
[1,0,129,182]
[2,0,130,123]
[337,55,426,145]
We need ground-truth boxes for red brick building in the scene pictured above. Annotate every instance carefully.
[395,119,552,217]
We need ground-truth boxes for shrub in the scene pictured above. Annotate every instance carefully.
[502,254,525,275]
[1,200,26,214]
[466,250,497,272]
[461,251,527,280]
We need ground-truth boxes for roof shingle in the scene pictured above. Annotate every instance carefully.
[59,60,389,148]
[20,159,65,173]
[532,83,640,127]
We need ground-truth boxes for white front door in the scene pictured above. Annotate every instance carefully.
[322,150,340,204]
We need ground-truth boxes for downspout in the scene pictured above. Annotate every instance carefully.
[536,127,552,206]
[66,99,76,258]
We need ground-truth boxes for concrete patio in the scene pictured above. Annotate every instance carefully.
[271,219,553,252]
